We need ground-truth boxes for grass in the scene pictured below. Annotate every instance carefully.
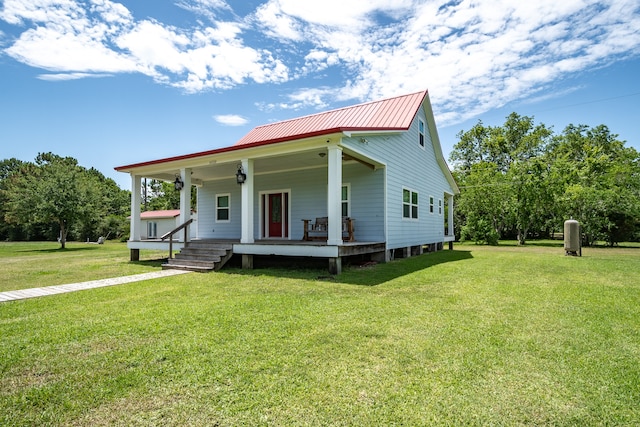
[0,241,639,425]
[0,241,167,292]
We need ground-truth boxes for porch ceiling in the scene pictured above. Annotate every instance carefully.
[136,146,382,185]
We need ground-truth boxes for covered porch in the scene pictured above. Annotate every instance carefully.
[123,133,388,272]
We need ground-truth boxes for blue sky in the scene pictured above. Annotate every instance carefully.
[1,0,639,190]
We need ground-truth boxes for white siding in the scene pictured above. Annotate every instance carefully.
[196,163,385,242]
[252,165,384,242]
[198,179,242,239]
[343,163,385,242]
[342,106,454,249]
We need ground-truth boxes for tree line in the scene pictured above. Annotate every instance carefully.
[450,113,640,246]
[2,115,638,249]
[0,153,184,248]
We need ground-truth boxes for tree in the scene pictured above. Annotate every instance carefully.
[549,125,640,246]
[2,153,131,247]
[449,121,491,173]
[72,168,131,241]
[451,113,553,244]
[452,117,640,245]
[450,113,552,174]
[507,157,555,245]
[455,162,508,244]
[3,154,86,248]
[145,180,180,211]
[144,179,197,212]
[0,158,26,240]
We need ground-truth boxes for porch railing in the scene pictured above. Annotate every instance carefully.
[161,218,193,259]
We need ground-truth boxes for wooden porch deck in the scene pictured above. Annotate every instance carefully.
[130,238,387,274]
[129,238,386,257]
[248,239,386,257]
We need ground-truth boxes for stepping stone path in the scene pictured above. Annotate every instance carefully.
[0,270,190,302]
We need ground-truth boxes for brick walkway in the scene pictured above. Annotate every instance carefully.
[0,270,191,302]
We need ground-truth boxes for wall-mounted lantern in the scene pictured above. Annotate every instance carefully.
[236,164,247,184]
[174,175,184,191]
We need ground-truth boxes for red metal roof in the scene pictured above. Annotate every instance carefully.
[234,90,428,147]
[115,90,427,171]
[140,210,180,219]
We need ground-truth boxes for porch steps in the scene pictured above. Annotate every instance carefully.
[162,241,234,272]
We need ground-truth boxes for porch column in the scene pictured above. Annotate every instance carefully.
[327,145,343,246]
[447,193,454,238]
[179,168,192,242]
[240,158,254,244]
[130,174,142,241]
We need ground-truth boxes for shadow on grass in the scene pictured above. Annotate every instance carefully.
[130,259,167,268]
[18,245,102,254]
[224,249,474,287]
[340,249,474,286]
[517,241,564,248]
[493,239,640,250]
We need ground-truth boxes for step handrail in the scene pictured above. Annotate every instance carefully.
[161,218,194,259]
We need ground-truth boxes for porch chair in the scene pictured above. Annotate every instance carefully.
[302,217,355,242]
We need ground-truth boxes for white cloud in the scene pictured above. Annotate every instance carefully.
[0,0,85,26]
[176,0,231,19]
[37,72,112,80]
[214,114,248,126]
[1,0,289,92]
[253,0,303,41]
[256,85,360,113]
[253,0,640,125]
[90,0,132,25]
[519,85,584,106]
[2,0,639,127]
[115,20,191,75]
[269,0,411,28]
[6,25,139,73]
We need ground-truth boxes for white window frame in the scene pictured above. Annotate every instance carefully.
[341,183,351,217]
[215,193,231,223]
[438,198,443,215]
[147,221,157,239]
[418,119,425,148]
[403,187,419,220]
[429,196,435,214]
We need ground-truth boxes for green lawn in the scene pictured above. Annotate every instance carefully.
[0,241,167,292]
[1,242,639,425]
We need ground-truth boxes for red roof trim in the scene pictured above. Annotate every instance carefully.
[115,144,244,171]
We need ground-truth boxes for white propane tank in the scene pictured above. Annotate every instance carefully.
[564,219,581,256]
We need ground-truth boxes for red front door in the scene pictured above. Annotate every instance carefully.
[268,193,282,237]
[266,192,289,238]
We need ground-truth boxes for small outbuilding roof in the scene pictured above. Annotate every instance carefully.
[139,210,180,219]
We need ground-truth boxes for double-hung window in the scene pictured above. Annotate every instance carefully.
[341,184,350,217]
[216,193,230,222]
[429,196,435,214]
[418,119,425,148]
[403,188,418,219]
